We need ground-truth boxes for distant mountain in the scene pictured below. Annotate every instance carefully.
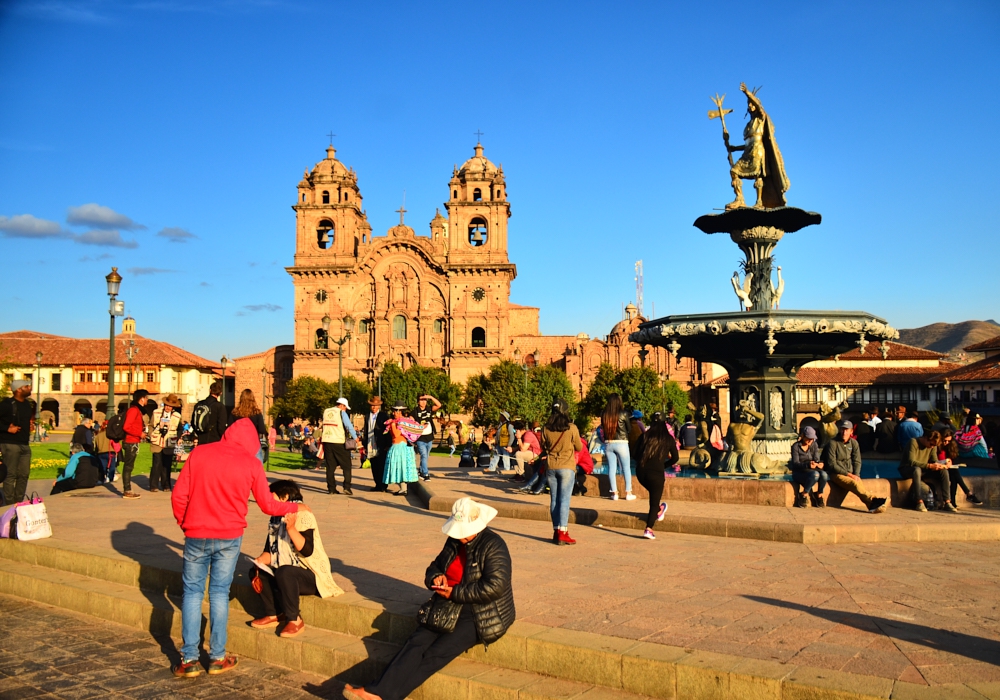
[897,320,1000,357]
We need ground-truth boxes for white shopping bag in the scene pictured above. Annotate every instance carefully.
[14,500,52,541]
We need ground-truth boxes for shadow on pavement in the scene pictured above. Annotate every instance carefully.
[110,521,187,664]
[744,595,1000,665]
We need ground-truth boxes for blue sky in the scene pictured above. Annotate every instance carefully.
[1,0,997,362]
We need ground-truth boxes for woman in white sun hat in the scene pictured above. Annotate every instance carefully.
[343,497,515,700]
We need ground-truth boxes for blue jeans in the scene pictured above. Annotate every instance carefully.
[547,468,575,529]
[414,440,432,477]
[792,469,829,493]
[181,537,243,663]
[604,442,632,493]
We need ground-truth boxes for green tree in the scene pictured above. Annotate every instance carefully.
[580,364,689,423]
[463,361,577,427]
[269,375,338,423]
[379,362,463,415]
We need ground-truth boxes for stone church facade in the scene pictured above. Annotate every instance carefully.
[285,142,718,397]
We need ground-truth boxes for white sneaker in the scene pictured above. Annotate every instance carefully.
[642,528,656,540]
[610,492,619,501]
[625,493,637,501]
[114,474,120,482]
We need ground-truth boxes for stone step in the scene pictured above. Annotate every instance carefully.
[0,538,982,700]
[0,555,660,700]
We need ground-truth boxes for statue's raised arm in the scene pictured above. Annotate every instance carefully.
[718,84,790,210]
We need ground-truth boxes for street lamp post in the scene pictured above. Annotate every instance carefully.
[105,268,123,417]
[220,355,229,408]
[323,315,352,397]
[125,340,137,396]
[376,360,383,399]
[944,379,951,418]
[34,351,42,442]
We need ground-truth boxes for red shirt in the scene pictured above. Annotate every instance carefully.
[123,405,145,444]
[171,418,298,539]
[444,544,467,586]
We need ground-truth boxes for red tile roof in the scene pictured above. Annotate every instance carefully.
[834,341,945,361]
[938,356,1000,382]
[796,364,960,386]
[964,334,1000,353]
[0,331,217,369]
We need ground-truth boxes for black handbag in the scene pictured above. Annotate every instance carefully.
[416,594,461,634]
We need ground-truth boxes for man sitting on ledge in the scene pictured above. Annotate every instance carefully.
[822,420,887,514]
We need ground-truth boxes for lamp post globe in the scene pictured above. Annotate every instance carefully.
[105,267,122,417]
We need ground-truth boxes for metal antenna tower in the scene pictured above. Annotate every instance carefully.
[634,260,644,317]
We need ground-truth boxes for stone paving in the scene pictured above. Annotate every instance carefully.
[0,593,343,700]
[8,455,1000,688]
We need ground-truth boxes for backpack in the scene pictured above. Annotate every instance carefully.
[105,412,126,442]
[458,445,475,469]
[192,402,212,434]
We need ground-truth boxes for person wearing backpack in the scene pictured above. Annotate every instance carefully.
[0,379,35,505]
[192,381,229,446]
[121,390,149,499]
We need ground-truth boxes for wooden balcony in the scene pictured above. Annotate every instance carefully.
[73,382,160,395]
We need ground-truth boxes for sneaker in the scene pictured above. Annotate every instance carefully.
[421,474,431,481]
[915,501,928,512]
[868,497,887,514]
[250,615,283,629]
[344,488,353,496]
[642,528,656,540]
[207,653,239,675]
[943,502,959,513]
[657,502,668,521]
[815,495,825,508]
[610,492,619,501]
[968,494,983,505]
[279,618,305,638]
[123,491,141,500]
[113,473,120,482]
[624,493,637,501]
[172,659,202,678]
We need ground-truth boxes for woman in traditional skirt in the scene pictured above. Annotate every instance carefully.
[384,404,419,496]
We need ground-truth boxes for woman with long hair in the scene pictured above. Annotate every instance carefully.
[231,389,268,463]
[542,397,581,545]
[599,394,636,501]
[634,421,677,540]
[939,429,983,506]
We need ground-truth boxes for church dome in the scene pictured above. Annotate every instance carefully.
[310,145,353,181]
[457,143,499,179]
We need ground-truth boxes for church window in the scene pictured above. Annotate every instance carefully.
[345,192,350,201]
[392,315,407,340]
[317,220,334,249]
[473,188,482,201]
[315,329,329,349]
[322,191,330,204]
[472,327,486,348]
[359,319,370,335]
[433,319,443,334]
[453,189,457,199]
[279,359,293,379]
[315,289,327,303]
[301,193,306,202]
[468,218,488,246]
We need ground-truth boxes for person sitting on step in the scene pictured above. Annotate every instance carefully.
[790,426,828,507]
[249,479,343,638]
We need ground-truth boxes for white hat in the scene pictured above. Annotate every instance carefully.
[441,497,498,540]
[10,379,30,391]
[336,397,350,410]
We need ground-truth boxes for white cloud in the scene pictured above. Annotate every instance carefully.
[67,203,145,230]
[73,230,139,248]
[79,253,114,262]
[127,267,176,275]
[157,226,197,242]
[0,214,67,238]
[243,304,282,312]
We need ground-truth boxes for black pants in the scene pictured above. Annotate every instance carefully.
[368,607,479,700]
[121,443,139,493]
[949,468,972,503]
[899,465,951,507]
[636,464,665,529]
[149,450,173,490]
[323,442,352,491]
[370,453,387,491]
[256,565,318,621]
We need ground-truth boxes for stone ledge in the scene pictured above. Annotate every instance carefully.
[0,542,988,700]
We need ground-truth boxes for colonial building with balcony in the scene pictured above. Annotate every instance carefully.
[940,334,1000,417]
[0,320,221,427]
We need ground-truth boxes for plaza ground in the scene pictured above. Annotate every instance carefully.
[1,453,998,699]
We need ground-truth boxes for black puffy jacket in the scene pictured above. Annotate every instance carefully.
[424,527,515,646]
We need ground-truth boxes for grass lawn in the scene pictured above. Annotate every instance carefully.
[29,443,152,480]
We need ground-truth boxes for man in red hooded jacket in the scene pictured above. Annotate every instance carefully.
[170,418,308,678]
